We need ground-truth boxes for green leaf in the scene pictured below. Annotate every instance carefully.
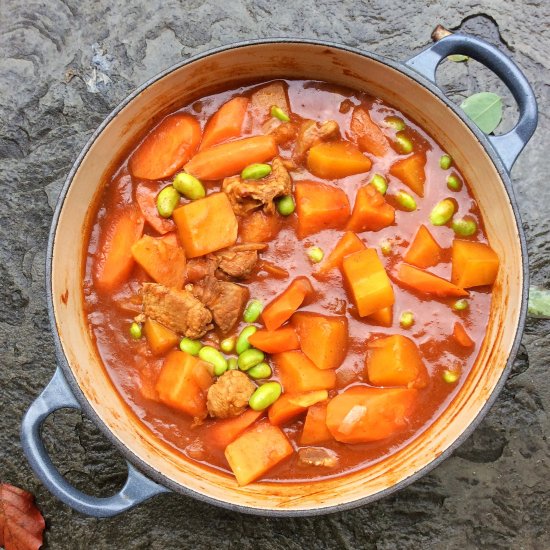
[448,54,469,63]
[460,92,503,133]
[528,287,550,319]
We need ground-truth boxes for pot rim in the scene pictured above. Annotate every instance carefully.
[46,37,529,516]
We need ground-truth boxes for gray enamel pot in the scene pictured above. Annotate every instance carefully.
[21,34,537,517]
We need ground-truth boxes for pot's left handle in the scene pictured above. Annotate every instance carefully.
[21,368,169,517]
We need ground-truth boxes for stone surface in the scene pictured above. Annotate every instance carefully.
[1,1,549,548]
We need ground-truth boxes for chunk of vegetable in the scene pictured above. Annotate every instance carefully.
[453,322,475,348]
[155,350,213,418]
[396,263,469,298]
[131,235,186,289]
[350,106,389,157]
[273,351,336,393]
[172,192,238,258]
[326,386,417,443]
[300,402,333,445]
[199,97,249,150]
[268,390,328,426]
[94,207,144,292]
[366,335,428,388]
[135,182,176,235]
[129,114,201,180]
[143,318,179,355]
[367,306,393,327]
[404,224,443,269]
[184,135,278,180]
[341,249,395,317]
[292,312,348,370]
[307,141,372,179]
[238,210,282,243]
[224,421,293,486]
[250,82,290,119]
[261,276,314,331]
[208,409,264,448]
[317,231,365,275]
[295,181,351,239]
[248,327,300,354]
[389,152,426,197]
[346,184,395,233]
[451,239,499,288]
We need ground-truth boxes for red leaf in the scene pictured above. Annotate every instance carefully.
[0,484,45,550]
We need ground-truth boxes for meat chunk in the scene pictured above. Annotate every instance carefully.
[185,256,218,283]
[297,447,339,468]
[293,119,340,162]
[223,157,292,216]
[191,276,249,333]
[207,370,256,418]
[262,118,297,146]
[215,243,266,279]
[141,283,212,339]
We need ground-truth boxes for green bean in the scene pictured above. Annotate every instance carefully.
[172,172,206,200]
[179,337,202,356]
[236,325,257,354]
[452,299,469,311]
[370,173,388,195]
[385,115,406,131]
[395,132,414,154]
[276,195,295,216]
[306,246,324,264]
[247,362,272,380]
[220,337,236,353]
[380,240,392,256]
[238,348,265,371]
[399,311,415,329]
[270,105,290,122]
[156,186,180,218]
[430,199,455,226]
[439,154,453,170]
[442,369,460,384]
[243,300,263,323]
[199,346,228,376]
[227,357,238,370]
[249,381,282,410]
[129,322,142,339]
[241,163,272,180]
[395,191,417,211]
[446,173,463,192]
[451,218,477,237]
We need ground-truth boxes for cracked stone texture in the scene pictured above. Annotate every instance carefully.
[1,1,549,548]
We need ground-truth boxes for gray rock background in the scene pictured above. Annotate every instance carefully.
[1,1,549,548]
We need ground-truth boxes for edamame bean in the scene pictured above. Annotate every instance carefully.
[446,174,463,192]
[451,218,477,237]
[220,337,236,353]
[395,191,417,211]
[236,325,257,354]
[173,172,206,200]
[430,199,455,226]
[199,346,228,376]
[306,246,324,264]
[129,322,142,339]
[442,369,460,384]
[238,348,265,371]
[247,362,272,380]
[243,300,263,323]
[179,337,202,356]
[227,357,238,370]
[452,299,469,311]
[400,311,415,329]
[156,186,180,218]
[241,163,272,180]
[385,115,406,131]
[439,154,453,170]
[270,105,290,122]
[380,240,392,256]
[277,195,295,216]
[395,132,413,154]
[370,174,388,195]
[249,381,282,411]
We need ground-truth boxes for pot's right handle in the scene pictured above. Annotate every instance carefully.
[21,368,169,517]
[405,33,538,172]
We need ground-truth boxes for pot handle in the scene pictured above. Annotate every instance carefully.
[405,33,538,172]
[20,368,169,517]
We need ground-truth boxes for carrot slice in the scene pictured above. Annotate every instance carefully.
[135,182,176,235]
[389,152,426,197]
[199,97,249,150]
[307,141,372,179]
[129,113,201,180]
[273,351,336,393]
[396,263,469,298]
[404,225,443,269]
[453,322,475,348]
[350,106,389,157]
[317,231,366,275]
[94,207,144,292]
[184,135,278,180]
[300,402,333,445]
[208,409,264,448]
[248,327,300,354]
[451,239,499,289]
[261,276,314,331]
[268,390,328,426]
[224,421,293,486]
[143,318,179,355]
[346,184,395,233]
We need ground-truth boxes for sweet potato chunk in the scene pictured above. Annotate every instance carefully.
[268,390,328,426]
[248,327,300,354]
[346,184,395,233]
[273,351,336,393]
[367,306,393,327]
[317,231,365,276]
[238,210,282,243]
[207,409,264,448]
[389,152,426,197]
[404,225,443,269]
[451,239,499,289]
[300,402,333,445]
[307,141,372,179]
[143,318,179,356]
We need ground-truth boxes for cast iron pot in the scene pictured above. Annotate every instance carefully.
[21,33,537,517]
